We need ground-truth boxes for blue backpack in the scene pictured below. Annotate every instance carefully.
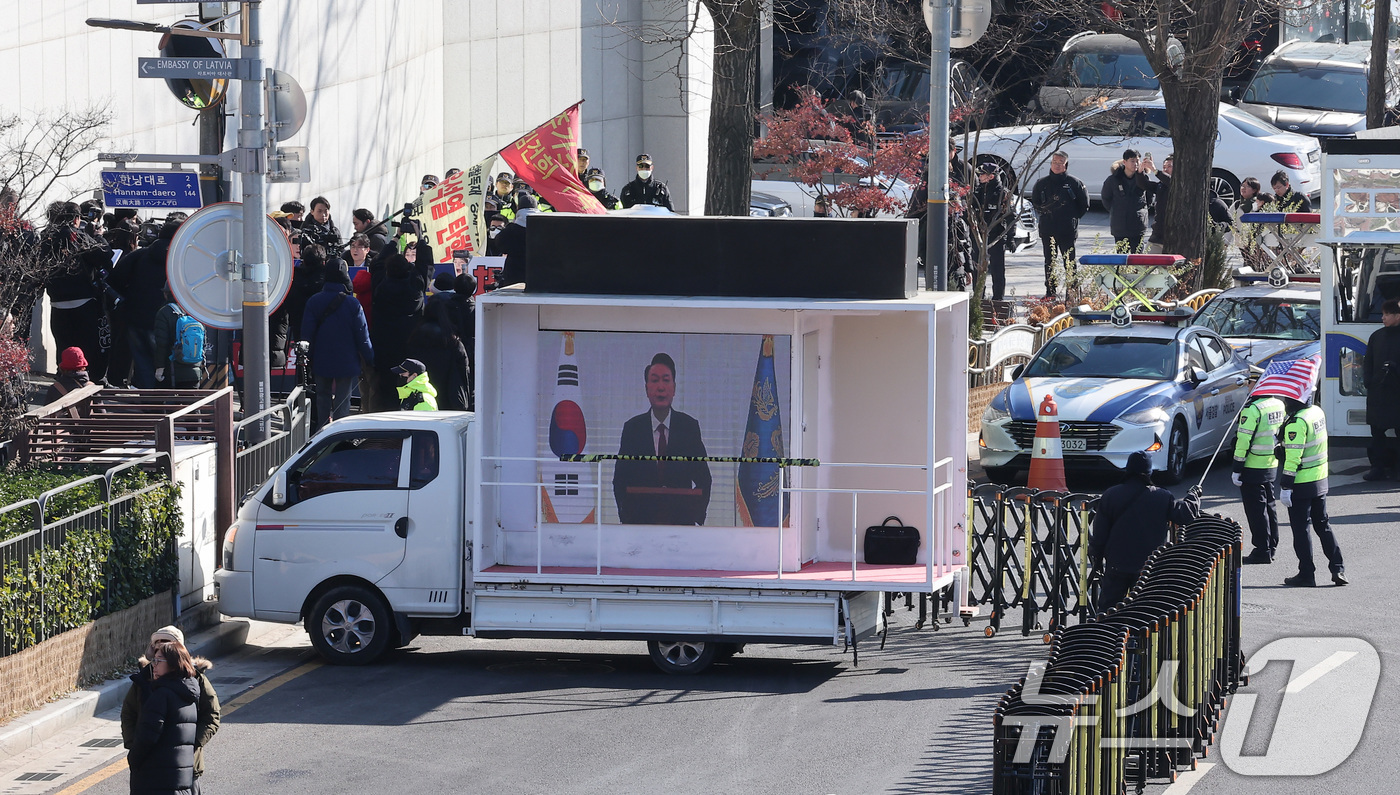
[169,305,206,366]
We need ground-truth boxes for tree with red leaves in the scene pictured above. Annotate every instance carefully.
[755,89,927,218]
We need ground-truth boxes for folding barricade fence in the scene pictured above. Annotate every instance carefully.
[990,514,1245,794]
[967,484,1098,638]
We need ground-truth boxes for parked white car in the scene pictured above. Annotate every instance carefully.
[967,99,1322,206]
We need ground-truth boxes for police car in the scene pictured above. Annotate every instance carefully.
[1191,267,1321,372]
[979,306,1252,484]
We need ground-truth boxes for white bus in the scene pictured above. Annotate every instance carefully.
[1317,133,1400,437]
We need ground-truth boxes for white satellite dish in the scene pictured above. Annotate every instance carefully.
[166,202,293,330]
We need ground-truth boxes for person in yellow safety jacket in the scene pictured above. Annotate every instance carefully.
[1232,393,1286,564]
[1278,398,1347,587]
[393,358,439,411]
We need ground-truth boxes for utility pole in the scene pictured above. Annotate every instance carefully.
[238,0,271,432]
[926,0,952,291]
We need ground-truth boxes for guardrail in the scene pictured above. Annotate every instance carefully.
[0,453,177,657]
[233,387,311,505]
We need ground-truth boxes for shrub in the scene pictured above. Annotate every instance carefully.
[0,468,180,656]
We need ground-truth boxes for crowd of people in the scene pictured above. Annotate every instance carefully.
[3,149,687,428]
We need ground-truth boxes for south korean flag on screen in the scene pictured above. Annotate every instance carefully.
[541,332,596,523]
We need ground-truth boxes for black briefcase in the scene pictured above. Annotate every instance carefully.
[864,516,921,565]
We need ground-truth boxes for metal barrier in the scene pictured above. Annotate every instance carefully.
[0,453,176,657]
[233,387,311,505]
[967,484,1097,638]
[990,513,1244,793]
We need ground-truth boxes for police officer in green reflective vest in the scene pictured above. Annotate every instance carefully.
[1233,391,1286,563]
[1278,397,1347,587]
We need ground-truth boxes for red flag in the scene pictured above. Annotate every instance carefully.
[500,103,607,215]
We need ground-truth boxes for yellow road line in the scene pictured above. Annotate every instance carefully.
[56,660,322,794]
[221,660,322,716]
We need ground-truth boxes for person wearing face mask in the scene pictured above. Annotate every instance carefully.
[620,154,674,210]
[485,213,508,257]
[584,167,622,210]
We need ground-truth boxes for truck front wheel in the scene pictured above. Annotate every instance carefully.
[647,639,718,675]
[308,585,392,665]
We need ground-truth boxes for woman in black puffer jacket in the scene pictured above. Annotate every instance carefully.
[128,639,200,795]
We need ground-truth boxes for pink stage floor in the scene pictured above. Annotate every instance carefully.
[482,560,931,583]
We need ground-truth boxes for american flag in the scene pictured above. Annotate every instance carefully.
[1251,355,1321,402]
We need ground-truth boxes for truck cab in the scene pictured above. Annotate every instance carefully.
[216,413,475,663]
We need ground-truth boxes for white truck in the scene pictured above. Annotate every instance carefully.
[214,287,969,673]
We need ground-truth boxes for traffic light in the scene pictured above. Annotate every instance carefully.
[158,20,227,109]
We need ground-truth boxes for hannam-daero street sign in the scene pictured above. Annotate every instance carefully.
[101,169,203,210]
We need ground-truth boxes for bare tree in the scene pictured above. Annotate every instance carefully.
[0,107,112,220]
[1024,0,1279,271]
[702,0,762,215]
[1366,0,1393,128]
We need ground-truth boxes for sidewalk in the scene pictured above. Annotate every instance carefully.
[0,616,288,760]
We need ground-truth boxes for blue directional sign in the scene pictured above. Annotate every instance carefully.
[101,169,203,210]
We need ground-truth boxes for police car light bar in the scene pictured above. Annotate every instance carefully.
[1070,306,1195,326]
[1231,266,1321,285]
[1077,253,1186,267]
[1238,212,1322,225]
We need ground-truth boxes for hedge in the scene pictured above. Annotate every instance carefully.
[0,466,181,656]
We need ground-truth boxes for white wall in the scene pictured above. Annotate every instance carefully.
[583,1,711,213]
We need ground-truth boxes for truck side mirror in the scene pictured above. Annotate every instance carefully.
[271,470,288,507]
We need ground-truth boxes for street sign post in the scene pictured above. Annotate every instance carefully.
[93,1,289,440]
[100,169,202,209]
[138,56,244,81]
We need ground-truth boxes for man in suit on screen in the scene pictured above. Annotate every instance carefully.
[614,353,712,524]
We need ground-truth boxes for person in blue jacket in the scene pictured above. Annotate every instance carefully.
[302,263,374,428]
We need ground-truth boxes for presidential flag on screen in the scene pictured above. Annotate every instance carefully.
[1250,354,1321,402]
[737,335,788,528]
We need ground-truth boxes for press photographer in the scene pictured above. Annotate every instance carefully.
[300,196,343,256]
[40,200,111,383]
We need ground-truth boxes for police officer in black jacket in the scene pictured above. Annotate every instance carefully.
[620,154,674,211]
[1030,151,1089,297]
[1089,450,1202,611]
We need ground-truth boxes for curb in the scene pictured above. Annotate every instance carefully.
[0,619,249,760]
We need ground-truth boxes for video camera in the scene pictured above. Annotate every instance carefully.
[396,202,424,238]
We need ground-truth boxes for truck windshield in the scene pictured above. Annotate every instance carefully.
[1195,297,1321,340]
[1024,336,1176,380]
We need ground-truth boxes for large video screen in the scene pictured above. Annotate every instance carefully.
[538,331,791,527]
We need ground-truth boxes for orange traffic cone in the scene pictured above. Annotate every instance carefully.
[1026,394,1067,492]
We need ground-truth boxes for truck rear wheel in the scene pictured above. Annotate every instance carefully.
[308,585,392,665]
[647,639,718,675]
